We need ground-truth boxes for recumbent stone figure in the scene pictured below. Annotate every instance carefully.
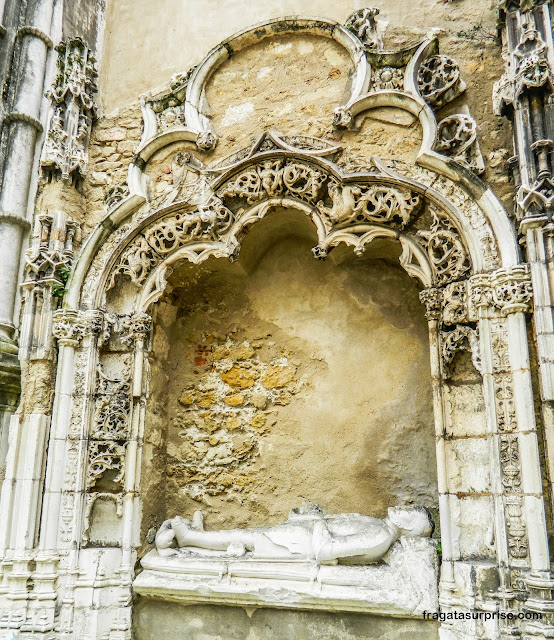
[154,502,434,565]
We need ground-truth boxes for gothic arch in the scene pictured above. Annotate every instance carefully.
[45,136,546,628]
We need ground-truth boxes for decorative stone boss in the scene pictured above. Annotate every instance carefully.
[155,503,434,564]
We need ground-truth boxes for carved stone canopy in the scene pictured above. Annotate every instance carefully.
[99,149,475,316]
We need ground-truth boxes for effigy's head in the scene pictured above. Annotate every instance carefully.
[387,505,435,538]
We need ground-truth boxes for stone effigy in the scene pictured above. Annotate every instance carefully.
[154,502,434,564]
[134,504,439,617]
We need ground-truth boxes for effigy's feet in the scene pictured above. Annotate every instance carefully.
[172,516,193,547]
[192,510,205,530]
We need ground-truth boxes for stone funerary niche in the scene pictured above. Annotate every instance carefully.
[141,208,438,538]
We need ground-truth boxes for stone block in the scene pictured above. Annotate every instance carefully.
[133,600,439,640]
[95,127,126,142]
[444,383,487,438]
[446,437,490,494]
[449,495,495,561]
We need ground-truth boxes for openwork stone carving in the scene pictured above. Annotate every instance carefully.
[41,38,97,183]
[107,200,234,289]
[87,441,126,490]
[106,156,474,295]
[86,361,131,493]
[344,8,385,50]
[91,364,131,441]
[417,55,465,109]
[417,209,471,286]
[441,324,480,376]
[317,182,420,228]
[219,160,327,205]
[419,288,443,321]
[436,114,485,175]
[442,281,471,325]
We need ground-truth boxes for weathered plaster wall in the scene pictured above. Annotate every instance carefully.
[141,210,438,536]
[62,0,105,47]
[100,0,499,114]
[134,600,440,640]
[205,34,352,157]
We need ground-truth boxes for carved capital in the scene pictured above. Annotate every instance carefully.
[52,310,86,346]
[469,273,494,310]
[469,267,532,315]
[492,266,533,315]
[120,313,152,346]
[419,288,443,321]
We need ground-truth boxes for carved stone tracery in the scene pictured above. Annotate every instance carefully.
[436,114,485,175]
[317,181,420,229]
[91,363,131,442]
[441,324,481,375]
[219,159,327,205]
[417,208,471,286]
[41,38,97,183]
[104,155,472,295]
[417,55,466,109]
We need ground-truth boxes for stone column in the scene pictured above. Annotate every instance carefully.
[0,0,54,503]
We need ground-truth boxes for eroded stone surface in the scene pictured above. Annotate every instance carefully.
[133,600,440,640]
